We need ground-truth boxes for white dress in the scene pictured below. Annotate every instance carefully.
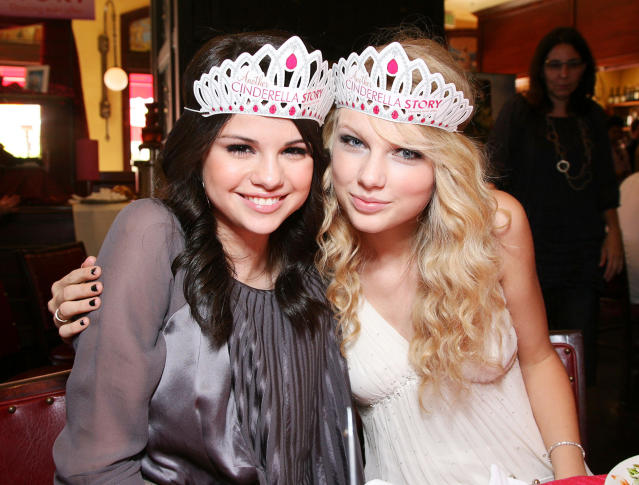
[346,299,554,485]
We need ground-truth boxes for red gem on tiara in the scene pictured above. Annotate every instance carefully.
[239,106,244,111]
[391,111,398,119]
[253,105,258,112]
[302,109,306,115]
[269,105,277,114]
[387,59,398,75]
[431,120,435,124]
[421,118,425,123]
[408,115,414,121]
[229,106,233,111]
[286,53,297,70]
[289,107,296,116]
[373,106,380,114]
[361,104,365,110]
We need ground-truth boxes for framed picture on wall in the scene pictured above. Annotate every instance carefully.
[121,6,151,72]
[25,65,50,92]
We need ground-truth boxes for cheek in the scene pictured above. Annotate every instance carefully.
[329,153,356,192]
[289,159,314,194]
[400,167,435,205]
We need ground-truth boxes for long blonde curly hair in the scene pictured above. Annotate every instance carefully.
[316,36,509,392]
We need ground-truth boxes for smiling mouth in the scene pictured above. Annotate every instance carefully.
[243,195,284,206]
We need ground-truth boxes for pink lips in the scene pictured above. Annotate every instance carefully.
[350,194,389,213]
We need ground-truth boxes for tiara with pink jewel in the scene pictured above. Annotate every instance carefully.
[333,42,473,132]
[186,36,334,124]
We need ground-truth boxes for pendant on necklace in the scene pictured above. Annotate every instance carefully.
[556,159,570,173]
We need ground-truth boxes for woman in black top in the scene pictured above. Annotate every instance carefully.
[487,27,624,384]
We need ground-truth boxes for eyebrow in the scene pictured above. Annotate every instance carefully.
[217,134,306,146]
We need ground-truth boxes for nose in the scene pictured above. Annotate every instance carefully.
[358,150,386,189]
[559,63,569,77]
[250,153,284,190]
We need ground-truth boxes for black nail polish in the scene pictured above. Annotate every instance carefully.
[91,267,96,275]
[91,284,98,292]
[89,299,96,307]
[80,320,86,326]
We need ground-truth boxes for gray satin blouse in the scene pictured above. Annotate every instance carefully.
[53,199,362,485]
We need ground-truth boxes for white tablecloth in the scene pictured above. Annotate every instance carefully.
[72,201,129,256]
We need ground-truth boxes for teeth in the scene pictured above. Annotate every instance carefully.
[246,196,280,206]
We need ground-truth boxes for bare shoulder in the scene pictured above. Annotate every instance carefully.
[491,189,532,248]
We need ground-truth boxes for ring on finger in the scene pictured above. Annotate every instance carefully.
[55,308,70,323]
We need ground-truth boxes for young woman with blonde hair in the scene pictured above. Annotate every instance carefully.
[317,35,586,484]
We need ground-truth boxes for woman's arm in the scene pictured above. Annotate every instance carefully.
[53,200,177,484]
[600,208,624,281]
[494,190,587,479]
[48,256,101,339]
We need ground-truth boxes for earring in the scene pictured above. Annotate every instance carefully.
[202,180,211,207]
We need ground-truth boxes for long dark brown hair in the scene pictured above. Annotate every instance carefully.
[527,27,596,115]
[159,32,330,345]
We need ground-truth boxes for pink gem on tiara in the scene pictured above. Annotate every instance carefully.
[239,106,244,111]
[373,106,379,115]
[253,105,258,112]
[387,59,398,75]
[391,111,398,119]
[286,53,297,70]
[408,115,414,121]
[289,107,296,116]
[269,105,277,114]
[421,118,425,123]
[360,103,365,110]
[229,106,233,111]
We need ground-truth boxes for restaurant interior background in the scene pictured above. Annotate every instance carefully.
[0,0,637,476]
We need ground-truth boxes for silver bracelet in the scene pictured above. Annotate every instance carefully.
[547,441,585,462]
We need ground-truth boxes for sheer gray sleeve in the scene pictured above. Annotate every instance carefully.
[54,200,181,484]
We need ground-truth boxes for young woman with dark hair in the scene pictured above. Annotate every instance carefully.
[52,32,362,485]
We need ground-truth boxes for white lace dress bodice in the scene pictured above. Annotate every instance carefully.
[346,299,554,485]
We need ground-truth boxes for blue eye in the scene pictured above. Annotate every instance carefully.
[396,148,422,160]
[340,134,364,148]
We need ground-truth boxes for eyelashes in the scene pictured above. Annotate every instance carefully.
[226,144,254,156]
[339,134,364,149]
[338,133,423,161]
[224,144,308,158]
[395,148,423,160]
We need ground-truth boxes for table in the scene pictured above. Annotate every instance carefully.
[71,201,129,256]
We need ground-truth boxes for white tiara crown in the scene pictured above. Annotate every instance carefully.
[187,36,334,124]
[333,42,473,132]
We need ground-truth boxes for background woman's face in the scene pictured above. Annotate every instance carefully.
[330,109,435,238]
[543,43,585,103]
[202,114,313,240]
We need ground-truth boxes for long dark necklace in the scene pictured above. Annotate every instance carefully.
[545,116,593,191]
